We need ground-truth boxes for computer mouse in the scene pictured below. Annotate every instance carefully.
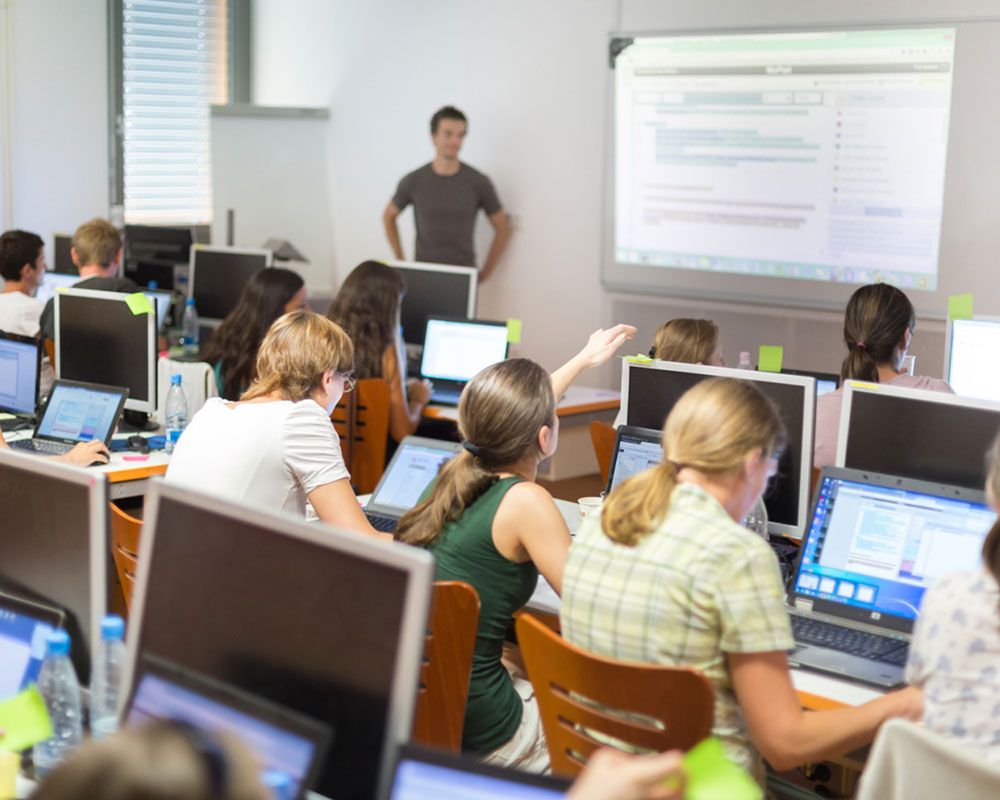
[126,435,151,454]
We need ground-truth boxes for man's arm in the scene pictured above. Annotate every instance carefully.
[479,210,511,282]
[382,201,405,260]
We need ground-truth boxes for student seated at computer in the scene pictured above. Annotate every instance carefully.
[0,229,46,336]
[560,377,923,786]
[201,267,307,399]
[904,431,1000,761]
[0,434,109,466]
[165,311,383,539]
[395,323,636,771]
[814,283,952,467]
[326,261,432,443]
[38,218,137,342]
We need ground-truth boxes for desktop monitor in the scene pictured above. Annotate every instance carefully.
[124,225,194,290]
[0,450,108,682]
[55,288,157,418]
[420,318,509,381]
[33,272,78,308]
[944,317,1000,403]
[783,368,839,398]
[52,233,75,275]
[125,482,435,800]
[836,381,1000,490]
[189,246,272,320]
[388,261,478,347]
[0,592,65,699]
[623,361,815,538]
[0,332,41,416]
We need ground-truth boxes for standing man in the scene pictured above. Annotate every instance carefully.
[383,106,511,282]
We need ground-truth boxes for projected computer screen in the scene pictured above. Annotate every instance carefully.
[612,28,955,290]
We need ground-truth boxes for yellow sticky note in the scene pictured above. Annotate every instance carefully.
[0,685,53,753]
[947,293,974,321]
[506,319,522,344]
[125,292,153,316]
[625,354,654,364]
[757,345,783,373]
[0,751,16,799]
[683,737,762,800]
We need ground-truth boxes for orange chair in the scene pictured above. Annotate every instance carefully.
[331,378,390,495]
[516,612,714,778]
[43,338,55,366]
[109,503,142,615]
[411,581,480,753]
[589,420,616,488]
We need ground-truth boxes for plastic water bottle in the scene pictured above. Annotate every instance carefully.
[737,351,753,370]
[33,630,83,775]
[181,297,200,356]
[742,496,769,541]
[164,374,188,454]
[89,615,126,739]
[262,768,295,799]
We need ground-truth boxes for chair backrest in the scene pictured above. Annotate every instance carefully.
[515,612,714,777]
[331,378,390,495]
[109,502,142,614]
[411,581,480,753]
[589,421,616,488]
[156,358,219,423]
[856,718,1000,800]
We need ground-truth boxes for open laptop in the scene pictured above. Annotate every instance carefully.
[605,425,662,495]
[127,654,330,800]
[0,591,65,699]
[7,379,127,457]
[364,436,462,533]
[787,466,994,688]
[420,317,509,405]
[0,331,41,432]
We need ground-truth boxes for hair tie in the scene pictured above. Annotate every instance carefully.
[666,459,684,472]
[462,440,482,458]
[855,341,866,350]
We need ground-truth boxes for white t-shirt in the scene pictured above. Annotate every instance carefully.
[165,397,350,517]
[0,291,43,337]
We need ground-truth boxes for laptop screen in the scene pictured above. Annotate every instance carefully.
[816,379,838,397]
[793,473,993,622]
[606,426,662,494]
[420,319,509,383]
[368,441,459,515]
[948,318,1000,402]
[0,600,57,698]
[34,273,79,308]
[36,383,124,443]
[0,335,39,415]
[389,754,567,799]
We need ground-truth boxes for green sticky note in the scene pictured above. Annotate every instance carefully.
[625,354,654,364]
[0,685,53,753]
[506,318,522,344]
[683,737,762,800]
[757,345,783,373]
[125,292,153,316]
[947,292,974,321]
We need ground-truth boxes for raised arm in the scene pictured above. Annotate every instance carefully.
[479,210,512,283]
[382,201,405,260]
[550,324,637,401]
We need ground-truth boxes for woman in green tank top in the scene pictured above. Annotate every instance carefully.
[396,324,636,771]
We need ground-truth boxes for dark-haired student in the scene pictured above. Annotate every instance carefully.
[0,229,46,336]
[201,267,307,399]
[814,283,952,467]
[395,324,636,771]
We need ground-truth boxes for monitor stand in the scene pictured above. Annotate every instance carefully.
[120,409,159,433]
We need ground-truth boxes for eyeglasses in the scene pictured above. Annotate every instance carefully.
[336,371,356,394]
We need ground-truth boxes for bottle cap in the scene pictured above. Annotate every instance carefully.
[261,769,293,798]
[101,614,125,641]
[148,280,158,289]
[740,351,750,360]
[170,374,183,386]
[186,297,195,306]
[45,629,71,657]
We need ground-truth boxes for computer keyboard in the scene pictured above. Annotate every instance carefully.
[9,439,71,456]
[791,616,909,664]
[366,514,398,533]
[0,417,32,432]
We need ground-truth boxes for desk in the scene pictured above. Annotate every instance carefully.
[423,385,620,480]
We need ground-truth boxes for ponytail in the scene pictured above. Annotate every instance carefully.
[602,462,678,546]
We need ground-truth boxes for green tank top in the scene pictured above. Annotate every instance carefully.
[426,476,539,754]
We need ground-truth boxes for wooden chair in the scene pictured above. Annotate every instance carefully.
[331,378,390,495]
[43,338,55,366]
[411,581,480,753]
[589,420,616,488]
[516,612,714,778]
[109,503,142,615]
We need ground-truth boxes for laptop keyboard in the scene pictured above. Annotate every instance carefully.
[0,418,32,432]
[9,439,71,456]
[791,616,909,665]
[366,514,398,533]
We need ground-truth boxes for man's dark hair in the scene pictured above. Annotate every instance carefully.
[430,105,467,134]
[0,230,44,282]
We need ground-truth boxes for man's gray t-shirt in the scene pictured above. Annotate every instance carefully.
[392,162,502,267]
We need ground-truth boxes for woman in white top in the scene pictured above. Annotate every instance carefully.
[166,311,383,538]
[814,284,952,467]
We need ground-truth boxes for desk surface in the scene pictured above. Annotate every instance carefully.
[424,385,620,422]
[3,429,169,484]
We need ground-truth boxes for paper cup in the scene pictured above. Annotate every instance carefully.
[577,496,603,521]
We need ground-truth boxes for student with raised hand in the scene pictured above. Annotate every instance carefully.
[649,317,724,365]
[0,229,46,336]
[395,324,636,771]
[0,434,109,466]
[560,377,922,787]
[165,311,384,539]
[814,283,952,467]
[904,430,1000,759]
[201,267,307,398]
[326,261,432,443]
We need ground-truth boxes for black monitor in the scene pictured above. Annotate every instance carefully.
[126,482,434,800]
[189,246,272,320]
[0,331,41,416]
[623,361,815,538]
[0,450,108,682]
[123,225,194,290]
[389,262,477,347]
[52,233,75,275]
[838,381,1000,490]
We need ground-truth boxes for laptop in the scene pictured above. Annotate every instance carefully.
[33,272,79,308]
[384,745,570,800]
[782,368,839,397]
[787,466,994,688]
[7,379,128,458]
[364,436,462,533]
[0,331,41,432]
[420,317,509,405]
[605,425,662,495]
[0,591,65,699]
[127,654,331,800]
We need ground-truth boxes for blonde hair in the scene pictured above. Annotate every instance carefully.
[602,378,786,546]
[72,218,121,269]
[242,311,353,402]
[396,359,555,546]
[650,318,719,363]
